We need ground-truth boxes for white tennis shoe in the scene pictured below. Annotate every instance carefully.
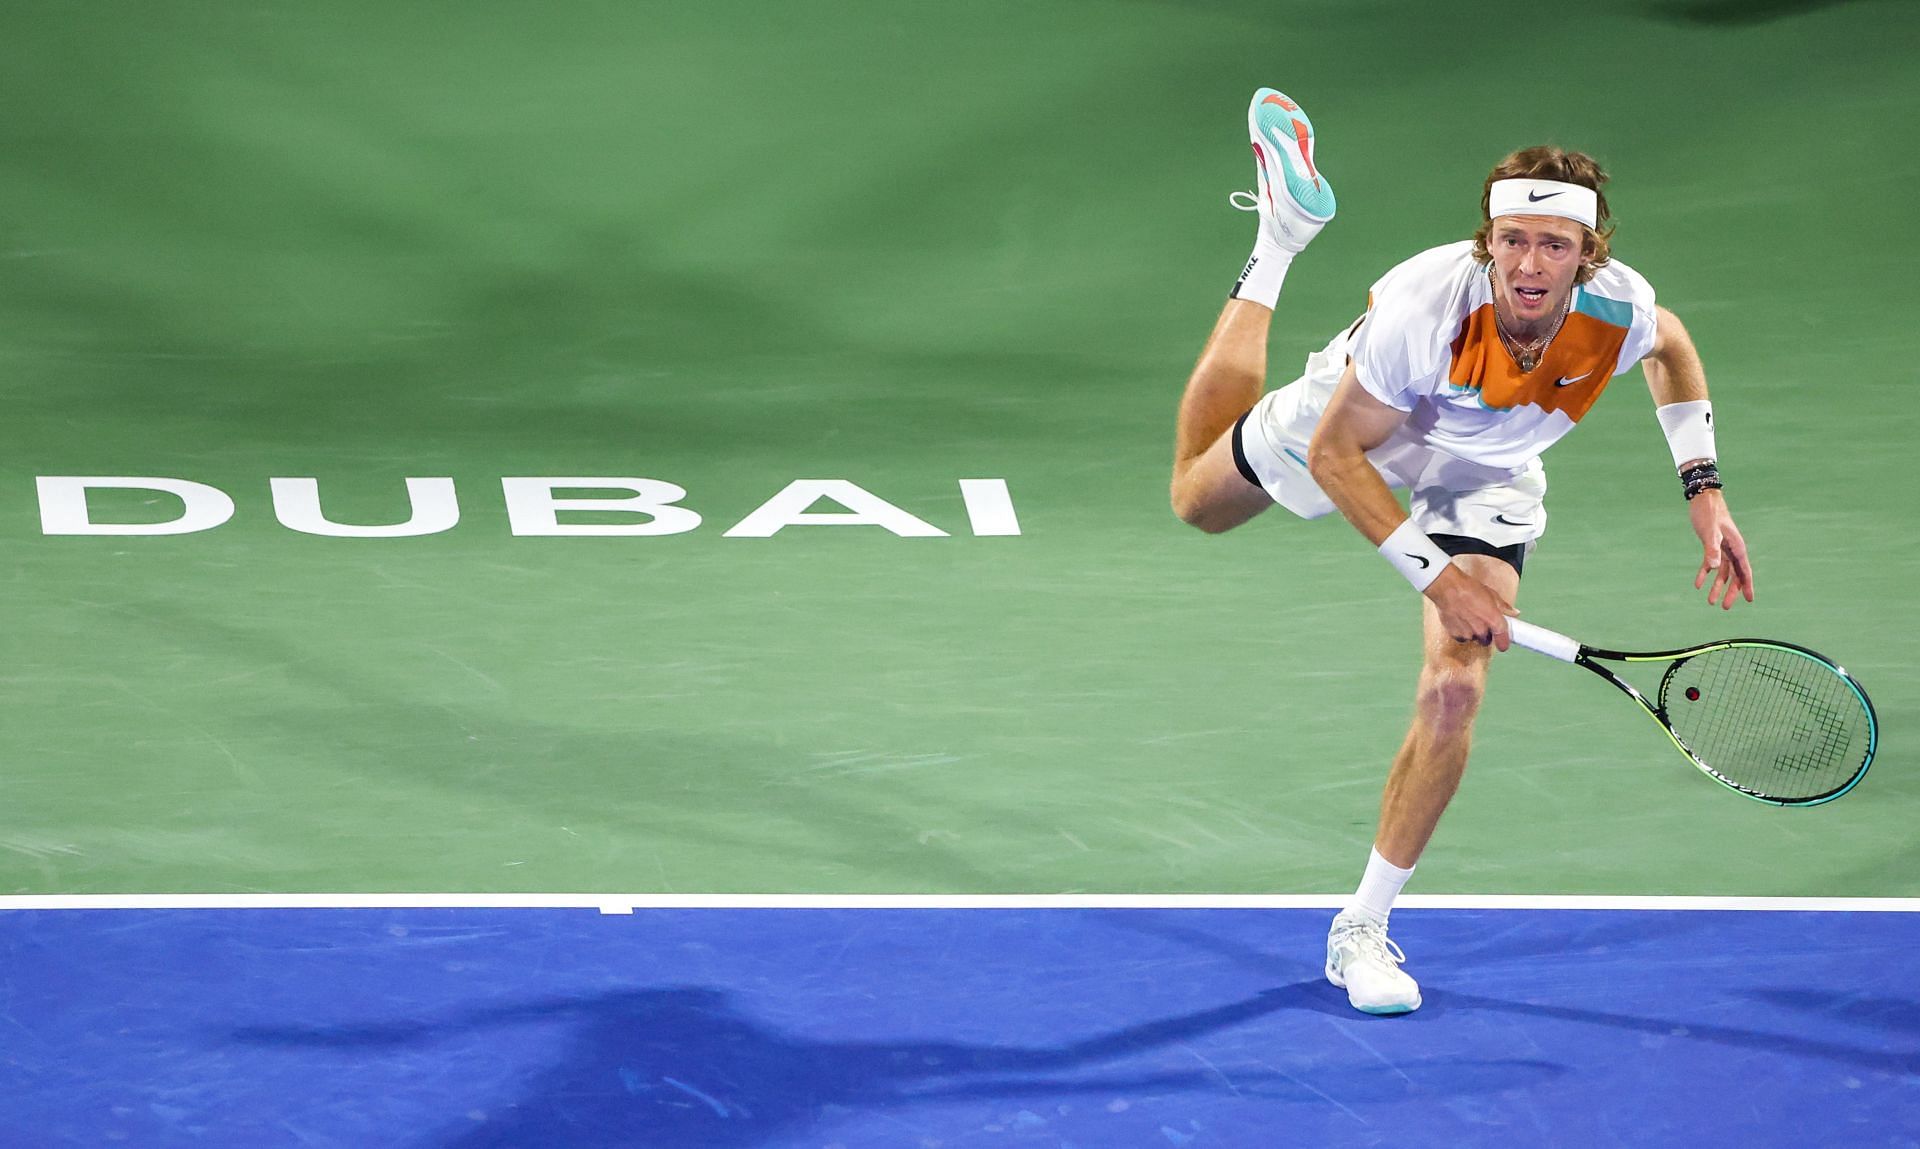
[1326,909,1422,1015]
[1231,87,1336,254]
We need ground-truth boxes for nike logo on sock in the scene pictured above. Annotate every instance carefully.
[1232,255,1259,298]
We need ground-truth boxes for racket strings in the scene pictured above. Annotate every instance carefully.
[1748,662,1853,774]
[1660,646,1870,802]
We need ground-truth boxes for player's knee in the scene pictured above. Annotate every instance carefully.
[1170,479,1239,534]
[1415,665,1487,735]
[1173,500,1235,534]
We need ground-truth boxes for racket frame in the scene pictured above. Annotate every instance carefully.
[1507,620,1878,807]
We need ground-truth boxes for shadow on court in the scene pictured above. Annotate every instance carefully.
[231,983,1562,1148]
[1430,989,1920,1078]
[1105,909,1920,1079]
[1750,988,1920,1037]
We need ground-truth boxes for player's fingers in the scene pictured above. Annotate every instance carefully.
[1699,524,1724,578]
[1727,540,1756,601]
[1726,561,1752,604]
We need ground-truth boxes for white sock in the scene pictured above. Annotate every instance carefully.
[1346,846,1415,925]
[1230,237,1294,309]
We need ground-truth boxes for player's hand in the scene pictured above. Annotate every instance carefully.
[1688,489,1754,610]
[1424,564,1519,650]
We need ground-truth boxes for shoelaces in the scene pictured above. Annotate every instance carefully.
[1331,918,1407,968]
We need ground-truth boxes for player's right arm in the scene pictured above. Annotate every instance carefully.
[1308,362,1518,649]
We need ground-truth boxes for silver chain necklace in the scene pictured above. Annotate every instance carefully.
[1488,262,1570,373]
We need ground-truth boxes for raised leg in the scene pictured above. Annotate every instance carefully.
[1169,299,1280,534]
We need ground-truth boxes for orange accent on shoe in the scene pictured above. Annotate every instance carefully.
[1262,93,1299,112]
[1290,119,1321,188]
[1251,142,1276,212]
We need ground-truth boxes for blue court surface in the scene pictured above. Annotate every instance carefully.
[3,904,1916,1147]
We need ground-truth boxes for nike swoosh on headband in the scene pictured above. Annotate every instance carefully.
[1527,190,1563,202]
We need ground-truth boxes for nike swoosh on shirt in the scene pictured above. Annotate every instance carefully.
[1555,371,1593,387]
[1527,190,1563,202]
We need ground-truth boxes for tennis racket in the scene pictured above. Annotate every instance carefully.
[1506,619,1877,806]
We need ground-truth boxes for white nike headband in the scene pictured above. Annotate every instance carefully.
[1488,179,1598,229]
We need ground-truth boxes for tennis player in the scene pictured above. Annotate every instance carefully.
[1169,89,1755,1014]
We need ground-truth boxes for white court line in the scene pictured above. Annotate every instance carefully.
[0,893,1917,914]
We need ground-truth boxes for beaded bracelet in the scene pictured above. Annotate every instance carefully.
[1681,461,1723,501]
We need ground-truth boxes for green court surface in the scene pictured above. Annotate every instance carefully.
[2,0,1914,898]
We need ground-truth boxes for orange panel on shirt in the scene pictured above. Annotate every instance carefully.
[1447,306,1629,422]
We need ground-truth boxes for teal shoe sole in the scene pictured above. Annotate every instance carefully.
[1252,87,1336,221]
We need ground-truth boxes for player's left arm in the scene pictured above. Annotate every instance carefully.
[1643,304,1755,610]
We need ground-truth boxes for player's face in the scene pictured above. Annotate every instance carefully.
[1488,215,1587,327]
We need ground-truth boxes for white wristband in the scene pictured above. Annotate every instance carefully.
[1656,400,1716,469]
[1378,519,1452,592]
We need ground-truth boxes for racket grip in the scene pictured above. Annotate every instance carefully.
[1507,619,1581,662]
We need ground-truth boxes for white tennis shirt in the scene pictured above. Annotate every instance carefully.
[1337,240,1659,471]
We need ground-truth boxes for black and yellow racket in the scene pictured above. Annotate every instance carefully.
[1507,620,1877,806]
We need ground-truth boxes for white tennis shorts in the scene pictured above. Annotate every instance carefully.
[1233,343,1548,553]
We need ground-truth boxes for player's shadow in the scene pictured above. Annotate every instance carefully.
[1434,989,1920,1077]
[1746,988,1920,1037]
[1095,909,1920,1071]
[1086,910,1369,1016]
[231,982,1560,1148]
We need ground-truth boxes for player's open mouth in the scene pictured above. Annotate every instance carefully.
[1514,286,1549,306]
